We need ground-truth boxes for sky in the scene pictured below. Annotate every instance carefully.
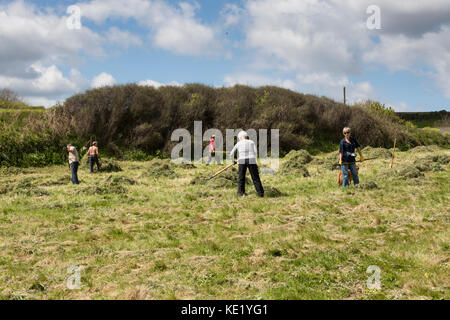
[0,0,449,111]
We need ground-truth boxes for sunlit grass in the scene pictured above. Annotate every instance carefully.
[0,148,448,300]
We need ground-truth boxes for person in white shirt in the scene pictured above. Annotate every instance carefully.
[67,144,80,184]
[230,131,264,197]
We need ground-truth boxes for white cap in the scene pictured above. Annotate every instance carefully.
[238,131,248,139]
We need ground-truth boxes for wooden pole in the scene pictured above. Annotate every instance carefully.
[343,87,346,105]
[390,138,397,168]
[208,163,235,180]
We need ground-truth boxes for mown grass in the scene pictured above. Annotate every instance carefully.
[0,148,448,300]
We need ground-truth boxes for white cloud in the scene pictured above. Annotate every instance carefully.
[77,0,222,56]
[364,26,450,99]
[0,0,104,106]
[23,96,58,108]
[0,63,89,107]
[0,0,104,77]
[228,0,450,105]
[92,72,117,88]
[106,27,143,48]
[138,79,181,88]
[224,71,373,104]
[224,73,296,90]
[221,3,244,28]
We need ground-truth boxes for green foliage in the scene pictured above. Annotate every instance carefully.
[1,85,449,168]
[356,100,397,119]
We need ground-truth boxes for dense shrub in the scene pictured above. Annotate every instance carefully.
[49,84,450,157]
[2,85,449,167]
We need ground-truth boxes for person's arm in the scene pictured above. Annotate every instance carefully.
[339,141,343,165]
[356,147,364,161]
[230,143,238,163]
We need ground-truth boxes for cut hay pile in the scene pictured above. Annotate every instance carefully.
[264,186,286,197]
[432,154,450,165]
[100,159,122,172]
[280,149,312,176]
[190,167,250,188]
[409,145,441,153]
[42,176,69,186]
[413,158,444,172]
[284,149,313,165]
[413,154,449,172]
[357,181,379,190]
[13,177,49,196]
[145,159,178,178]
[362,146,392,159]
[395,165,424,179]
[171,158,197,169]
[105,175,137,185]
[79,175,133,195]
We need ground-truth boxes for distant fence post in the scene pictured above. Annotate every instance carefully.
[343,87,346,105]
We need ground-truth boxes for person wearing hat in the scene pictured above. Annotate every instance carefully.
[206,135,221,165]
[230,131,264,197]
[87,141,101,173]
[67,144,80,184]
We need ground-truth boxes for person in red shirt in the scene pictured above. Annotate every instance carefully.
[206,135,221,165]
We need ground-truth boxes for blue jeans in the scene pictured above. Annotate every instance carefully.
[70,161,79,184]
[89,155,101,173]
[342,163,359,187]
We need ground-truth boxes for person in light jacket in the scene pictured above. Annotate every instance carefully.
[230,131,264,197]
[67,144,80,185]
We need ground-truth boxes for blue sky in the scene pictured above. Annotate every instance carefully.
[0,0,449,111]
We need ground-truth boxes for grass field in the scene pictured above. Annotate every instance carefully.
[0,147,449,300]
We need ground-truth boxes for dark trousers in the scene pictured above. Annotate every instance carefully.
[70,161,79,184]
[206,151,221,165]
[238,159,264,197]
[89,155,101,173]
